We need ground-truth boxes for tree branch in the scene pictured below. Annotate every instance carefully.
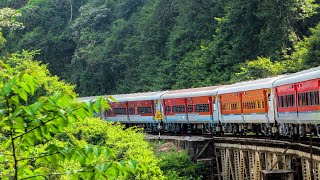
[11,130,18,180]
[69,0,73,22]
[12,116,59,140]
[20,170,91,179]
[0,152,13,156]
[17,151,60,162]
[6,95,18,180]
[13,106,82,140]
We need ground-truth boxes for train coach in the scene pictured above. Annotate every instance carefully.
[80,66,320,137]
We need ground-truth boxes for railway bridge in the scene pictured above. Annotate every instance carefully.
[147,135,320,180]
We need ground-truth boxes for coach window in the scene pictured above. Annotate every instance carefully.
[222,103,227,110]
[302,93,306,106]
[173,105,185,113]
[299,91,320,106]
[315,91,320,105]
[203,104,209,112]
[172,106,177,112]
[195,104,209,112]
[278,96,285,108]
[284,96,288,107]
[287,94,295,107]
[138,107,152,114]
[287,94,292,107]
[298,93,302,106]
[106,110,111,115]
[165,106,171,113]
[195,104,200,112]
[306,92,311,105]
[188,105,193,112]
[205,104,210,112]
[114,108,127,115]
[129,107,135,114]
[261,100,265,109]
[232,102,239,110]
[258,100,262,109]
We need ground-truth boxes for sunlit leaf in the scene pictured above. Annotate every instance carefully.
[0,75,17,96]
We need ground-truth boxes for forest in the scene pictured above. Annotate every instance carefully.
[0,0,320,179]
[0,0,320,96]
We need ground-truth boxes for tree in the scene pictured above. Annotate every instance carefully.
[0,60,137,179]
[57,118,165,179]
[290,23,320,68]
[4,50,76,98]
[232,21,320,82]
[230,57,285,82]
[158,150,204,180]
[0,8,23,50]
[0,8,23,30]
[1,1,320,95]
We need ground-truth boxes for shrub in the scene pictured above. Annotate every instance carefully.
[57,118,165,180]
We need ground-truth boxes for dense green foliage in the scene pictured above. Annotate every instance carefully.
[4,50,76,97]
[152,142,205,180]
[58,118,165,179]
[158,150,205,180]
[1,0,320,94]
[0,58,139,179]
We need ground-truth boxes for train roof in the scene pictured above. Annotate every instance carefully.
[161,86,223,99]
[218,76,283,94]
[77,96,98,102]
[273,66,320,87]
[78,91,167,103]
[108,91,167,102]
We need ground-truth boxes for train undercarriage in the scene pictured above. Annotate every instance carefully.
[128,121,320,138]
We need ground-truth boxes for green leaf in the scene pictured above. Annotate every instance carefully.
[106,166,119,178]
[45,144,59,154]
[93,146,101,157]
[84,145,93,154]
[11,108,23,119]
[128,160,137,171]
[34,128,42,140]
[20,81,31,93]
[102,147,112,159]
[25,133,36,146]
[23,106,33,116]
[19,89,28,102]
[0,61,13,73]
[1,75,17,96]
[11,95,20,105]
[3,139,11,149]
[107,96,117,103]
[40,125,51,140]
[24,74,36,95]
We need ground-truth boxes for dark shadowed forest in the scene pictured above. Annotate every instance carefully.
[1,0,320,96]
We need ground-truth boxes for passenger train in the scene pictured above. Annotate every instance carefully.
[79,66,320,137]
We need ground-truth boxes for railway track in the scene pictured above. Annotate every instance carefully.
[146,132,320,155]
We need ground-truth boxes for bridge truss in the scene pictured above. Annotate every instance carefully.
[214,137,320,180]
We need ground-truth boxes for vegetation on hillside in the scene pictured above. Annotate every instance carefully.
[0,55,139,179]
[153,142,205,180]
[0,0,319,95]
[0,6,216,179]
[58,118,165,179]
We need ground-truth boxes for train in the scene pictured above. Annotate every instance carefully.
[79,66,320,137]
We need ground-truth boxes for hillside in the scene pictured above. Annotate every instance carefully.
[1,0,320,96]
